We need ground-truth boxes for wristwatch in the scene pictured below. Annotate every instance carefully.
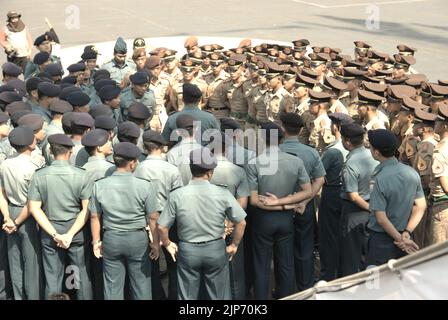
[92,239,102,246]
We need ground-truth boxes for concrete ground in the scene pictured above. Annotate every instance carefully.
[0,0,447,80]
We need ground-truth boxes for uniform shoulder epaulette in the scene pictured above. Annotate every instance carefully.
[204,110,213,114]
[168,111,178,116]
[285,152,299,158]
[135,176,152,183]
[170,186,182,193]
[75,166,86,171]
[34,166,47,172]
[94,176,108,183]
[214,183,228,189]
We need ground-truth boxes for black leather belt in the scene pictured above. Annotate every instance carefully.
[181,237,222,245]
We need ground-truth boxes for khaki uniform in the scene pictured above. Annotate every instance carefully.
[266,87,294,126]
[429,138,448,244]
[213,78,249,128]
[298,110,316,145]
[397,125,418,166]
[149,77,171,132]
[413,136,437,248]
[249,85,269,125]
[309,113,332,154]
[204,71,230,119]
[162,69,183,87]
[295,98,310,116]
[173,78,208,111]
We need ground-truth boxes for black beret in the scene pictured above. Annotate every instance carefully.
[37,82,61,97]
[94,79,116,92]
[118,121,140,138]
[94,115,117,130]
[81,129,109,147]
[189,147,217,170]
[17,114,44,131]
[340,123,365,138]
[2,62,22,77]
[113,142,141,159]
[67,91,90,107]
[182,83,202,101]
[11,110,31,127]
[49,99,73,114]
[99,84,121,101]
[25,77,44,93]
[219,117,241,131]
[43,63,64,77]
[61,112,75,129]
[280,112,304,128]
[33,52,50,65]
[0,85,14,94]
[260,121,284,140]
[176,114,195,129]
[48,133,74,147]
[128,102,151,120]
[5,79,27,97]
[368,129,398,152]
[0,111,10,123]
[33,33,51,46]
[59,86,81,101]
[81,50,97,60]
[5,101,31,115]
[36,72,52,81]
[61,75,78,85]
[67,63,86,73]
[93,70,111,82]
[89,104,113,118]
[129,71,149,85]
[0,91,22,104]
[8,126,34,146]
[142,130,167,145]
[328,113,354,126]
[71,112,94,128]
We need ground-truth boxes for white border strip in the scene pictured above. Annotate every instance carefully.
[292,0,428,8]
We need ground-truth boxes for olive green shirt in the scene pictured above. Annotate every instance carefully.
[210,155,250,199]
[28,160,91,222]
[158,179,246,242]
[89,171,159,231]
[82,156,115,184]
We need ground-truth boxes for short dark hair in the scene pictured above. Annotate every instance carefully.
[50,144,72,157]
[183,93,201,105]
[190,163,212,177]
[113,155,133,168]
[84,146,97,157]
[346,135,364,147]
[71,125,90,136]
[143,141,163,154]
[375,146,397,158]
[282,125,301,136]
[10,143,28,153]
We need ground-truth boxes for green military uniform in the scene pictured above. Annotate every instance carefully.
[298,110,316,145]
[248,84,269,125]
[319,137,349,281]
[0,137,15,164]
[158,179,246,300]
[30,100,52,124]
[367,158,424,266]
[205,71,230,119]
[69,140,89,167]
[161,106,220,145]
[89,171,159,300]
[279,136,326,290]
[119,87,156,120]
[0,154,44,299]
[210,155,250,300]
[166,138,203,185]
[24,54,60,79]
[340,145,378,277]
[134,154,183,300]
[246,145,310,299]
[82,156,114,184]
[28,160,93,300]
[100,59,136,85]
[213,78,249,128]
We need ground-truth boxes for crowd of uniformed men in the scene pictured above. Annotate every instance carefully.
[0,11,447,300]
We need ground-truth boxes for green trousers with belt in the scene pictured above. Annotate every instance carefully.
[6,205,43,300]
[102,229,152,300]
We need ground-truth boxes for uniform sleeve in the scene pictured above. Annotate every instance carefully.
[161,117,173,141]
[236,170,250,199]
[368,178,387,213]
[171,170,184,189]
[296,160,311,185]
[342,165,359,193]
[0,163,5,189]
[88,183,102,216]
[79,172,93,200]
[321,148,335,171]
[245,162,259,192]
[157,193,177,228]
[414,174,425,199]
[145,182,161,215]
[432,149,448,178]
[27,174,42,201]
[311,150,326,179]
[225,192,247,224]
